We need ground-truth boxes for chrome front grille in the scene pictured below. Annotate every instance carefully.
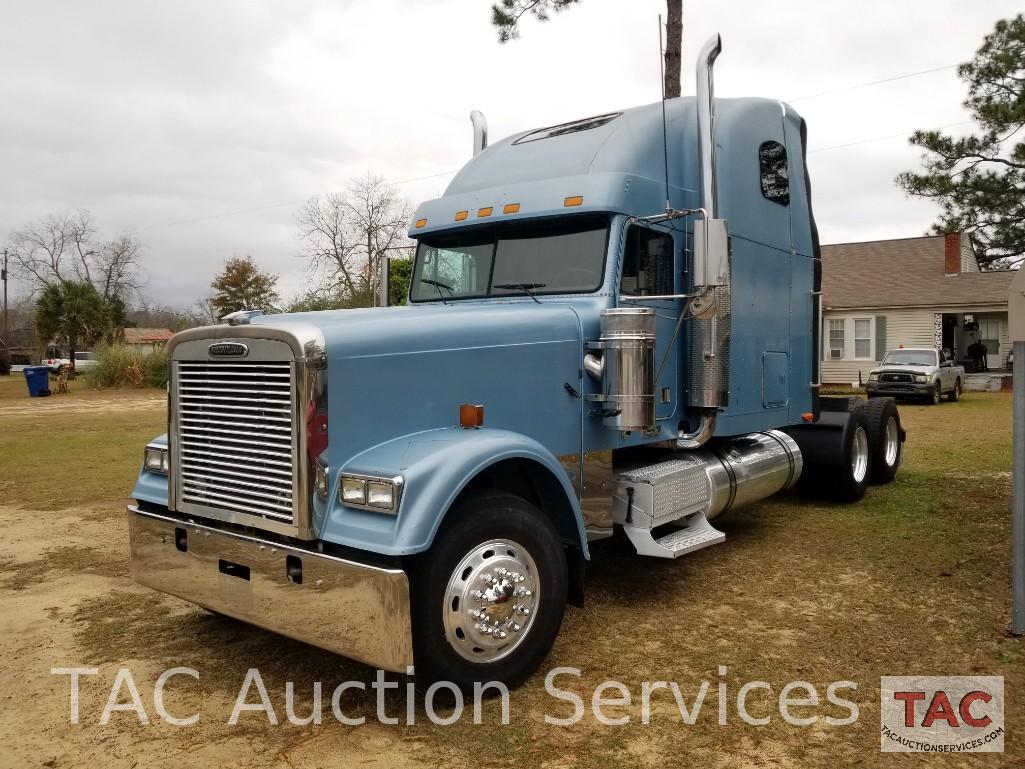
[881,372,913,383]
[175,361,296,523]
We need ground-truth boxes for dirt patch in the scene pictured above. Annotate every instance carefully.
[0,394,1022,767]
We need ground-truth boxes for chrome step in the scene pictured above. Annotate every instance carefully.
[623,511,725,559]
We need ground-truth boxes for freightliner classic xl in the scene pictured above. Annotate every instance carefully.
[128,37,906,690]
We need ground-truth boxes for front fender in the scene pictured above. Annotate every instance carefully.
[320,427,588,558]
[132,433,169,506]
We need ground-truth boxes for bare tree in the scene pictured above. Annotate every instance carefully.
[295,174,414,305]
[7,209,143,298]
[94,233,143,300]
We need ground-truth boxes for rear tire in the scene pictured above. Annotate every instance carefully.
[862,398,902,484]
[825,407,872,502]
[409,490,567,692]
[947,378,961,402]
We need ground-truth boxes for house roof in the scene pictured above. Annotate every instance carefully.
[821,234,1016,310]
[122,327,174,344]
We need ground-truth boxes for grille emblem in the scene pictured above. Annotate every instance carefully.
[208,342,249,358]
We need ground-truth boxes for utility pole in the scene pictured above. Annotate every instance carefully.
[2,249,8,338]
[1009,269,1025,636]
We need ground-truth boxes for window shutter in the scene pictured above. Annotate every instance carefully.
[874,315,887,360]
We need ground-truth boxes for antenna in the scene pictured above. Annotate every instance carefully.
[658,15,671,214]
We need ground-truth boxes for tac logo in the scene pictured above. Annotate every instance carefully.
[880,676,1004,753]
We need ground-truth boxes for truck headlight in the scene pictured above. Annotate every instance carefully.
[339,474,402,513]
[366,480,397,510]
[144,444,168,475]
[915,375,928,383]
[869,373,879,381]
[340,476,366,505]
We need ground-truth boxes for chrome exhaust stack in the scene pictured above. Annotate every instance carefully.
[470,110,488,156]
[683,33,732,442]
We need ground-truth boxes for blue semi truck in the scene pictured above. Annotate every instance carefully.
[128,37,905,689]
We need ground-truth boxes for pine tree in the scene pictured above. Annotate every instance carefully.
[897,15,1025,268]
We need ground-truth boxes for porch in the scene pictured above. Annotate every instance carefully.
[940,310,1010,373]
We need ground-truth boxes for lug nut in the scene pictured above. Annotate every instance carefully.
[515,605,530,616]
[515,587,531,598]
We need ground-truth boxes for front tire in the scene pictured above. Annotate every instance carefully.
[409,490,568,692]
[928,382,942,405]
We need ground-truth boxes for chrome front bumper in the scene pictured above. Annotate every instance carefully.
[127,506,413,672]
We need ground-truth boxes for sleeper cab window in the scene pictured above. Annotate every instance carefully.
[758,140,790,206]
[621,226,674,296]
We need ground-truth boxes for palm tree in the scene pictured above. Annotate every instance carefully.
[35,280,110,373]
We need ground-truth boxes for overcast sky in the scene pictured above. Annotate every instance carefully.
[1,0,1020,307]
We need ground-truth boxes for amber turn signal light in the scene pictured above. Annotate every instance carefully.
[564,195,583,207]
[459,403,484,429]
[801,412,815,422]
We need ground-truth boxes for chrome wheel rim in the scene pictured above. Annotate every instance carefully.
[443,539,539,663]
[851,425,869,483]
[884,416,899,466]
[934,385,941,403]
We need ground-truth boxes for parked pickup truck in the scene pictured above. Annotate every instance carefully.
[867,348,963,404]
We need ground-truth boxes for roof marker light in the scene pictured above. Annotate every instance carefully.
[478,207,493,217]
[564,195,584,207]
[459,403,484,429]
[415,218,427,228]
[454,210,469,221]
[503,203,520,214]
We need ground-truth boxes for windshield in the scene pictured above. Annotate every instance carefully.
[882,350,937,366]
[409,215,609,302]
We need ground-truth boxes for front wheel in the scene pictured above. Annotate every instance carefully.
[928,382,942,405]
[409,490,568,692]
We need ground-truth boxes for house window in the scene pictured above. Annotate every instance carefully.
[854,318,872,359]
[758,141,790,206]
[828,319,845,359]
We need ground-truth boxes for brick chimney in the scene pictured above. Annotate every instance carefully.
[944,232,962,274]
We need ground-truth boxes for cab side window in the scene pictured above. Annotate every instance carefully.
[621,226,673,296]
[758,140,790,206]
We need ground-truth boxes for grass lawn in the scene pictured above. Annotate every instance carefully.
[0,381,1021,767]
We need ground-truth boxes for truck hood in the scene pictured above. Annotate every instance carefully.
[873,364,936,375]
[261,301,590,359]
[253,301,592,469]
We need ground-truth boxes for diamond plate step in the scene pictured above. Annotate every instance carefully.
[623,512,725,559]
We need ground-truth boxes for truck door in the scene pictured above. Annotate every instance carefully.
[619,223,681,424]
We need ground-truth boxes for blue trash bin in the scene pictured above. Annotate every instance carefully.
[24,366,51,397]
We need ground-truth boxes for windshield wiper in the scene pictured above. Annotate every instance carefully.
[494,283,546,304]
[420,278,453,305]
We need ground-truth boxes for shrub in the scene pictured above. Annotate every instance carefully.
[87,344,168,389]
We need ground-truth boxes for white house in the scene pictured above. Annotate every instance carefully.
[821,233,1016,385]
